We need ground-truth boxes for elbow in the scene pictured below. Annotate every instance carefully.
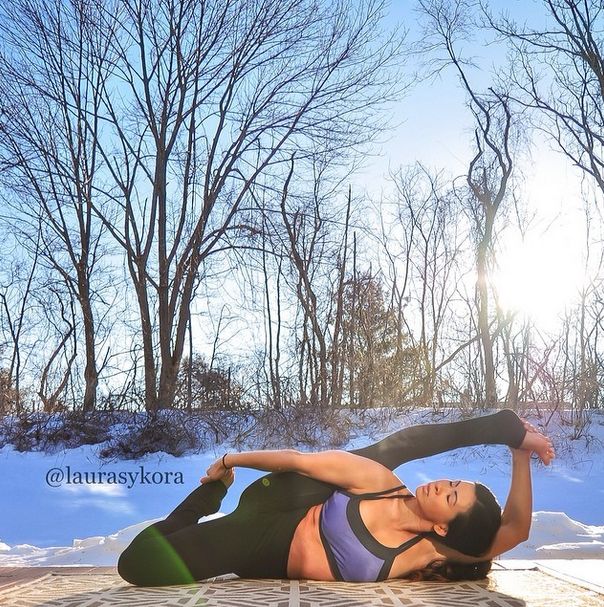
[520,521,532,543]
[515,528,530,544]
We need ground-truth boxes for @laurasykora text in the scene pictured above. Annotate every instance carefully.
[45,466,184,489]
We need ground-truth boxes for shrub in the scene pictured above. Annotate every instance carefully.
[0,411,111,451]
[99,410,203,459]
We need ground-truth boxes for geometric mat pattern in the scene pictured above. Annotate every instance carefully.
[1,569,602,607]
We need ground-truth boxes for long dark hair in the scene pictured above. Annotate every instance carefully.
[428,482,502,557]
[407,559,492,582]
[407,482,500,583]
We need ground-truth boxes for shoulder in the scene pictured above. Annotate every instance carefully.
[293,450,405,494]
[346,466,406,494]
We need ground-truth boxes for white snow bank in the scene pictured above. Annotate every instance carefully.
[0,513,223,567]
[506,512,604,559]
[1,511,601,566]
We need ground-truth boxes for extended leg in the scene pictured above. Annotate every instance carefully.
[350,409,526,469]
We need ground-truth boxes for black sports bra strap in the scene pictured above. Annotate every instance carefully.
[358,484,411,500]
[394,532,425,553]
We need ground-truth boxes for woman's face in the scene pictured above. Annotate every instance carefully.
[415,479,477,527]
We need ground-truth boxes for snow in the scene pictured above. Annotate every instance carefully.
[1,411,604,567]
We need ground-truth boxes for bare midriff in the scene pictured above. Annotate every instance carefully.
[286,503,334,581]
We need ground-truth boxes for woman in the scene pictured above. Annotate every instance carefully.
[118,409,554,586]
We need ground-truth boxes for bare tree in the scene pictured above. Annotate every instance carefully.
[418,0,516,406]
[488,1,604,416]
[384,164,468,405]
[567,206,604,423]
[0,225,42,414]
[278,158,341,408]
[0,0,115,411]
[256,184,286,410]
[377,181,415,404]
[81,0,403,411]
[330,186,353,409]
[36,283,78,413]
[488,0,604,197]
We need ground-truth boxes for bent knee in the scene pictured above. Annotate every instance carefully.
[118,544,161,586]
[117,542,197,586]
[117,546,146,586]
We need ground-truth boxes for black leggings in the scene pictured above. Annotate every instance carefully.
[117,410,525,586]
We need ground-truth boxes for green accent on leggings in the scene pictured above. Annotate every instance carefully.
[145,526,195,584]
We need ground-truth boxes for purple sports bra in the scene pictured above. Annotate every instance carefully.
[319,484,425,582]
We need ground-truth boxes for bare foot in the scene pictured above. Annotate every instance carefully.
[519,422,555,465]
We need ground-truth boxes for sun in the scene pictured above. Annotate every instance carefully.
[493,232,584,331]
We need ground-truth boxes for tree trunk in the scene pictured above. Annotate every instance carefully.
[477,235,497,406]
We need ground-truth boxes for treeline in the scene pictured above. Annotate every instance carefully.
[0,0,602,440]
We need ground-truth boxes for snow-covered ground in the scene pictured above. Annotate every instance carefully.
[1,411,603,566]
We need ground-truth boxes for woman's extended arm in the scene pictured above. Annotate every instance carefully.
[201,449,399,493]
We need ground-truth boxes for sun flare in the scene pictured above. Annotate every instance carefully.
[494,234,584,330]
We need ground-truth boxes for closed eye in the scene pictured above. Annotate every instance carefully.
[448,480,459,506]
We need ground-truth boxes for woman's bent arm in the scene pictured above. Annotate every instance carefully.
[484,449,533,559]
[202,449,398,493]
[435,448,534,564]
[483,426,554,559]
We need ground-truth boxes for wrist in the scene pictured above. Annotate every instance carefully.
[511,448,531,461]
[222,453,231,469]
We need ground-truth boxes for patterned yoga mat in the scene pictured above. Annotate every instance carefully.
[0,569,602,607]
